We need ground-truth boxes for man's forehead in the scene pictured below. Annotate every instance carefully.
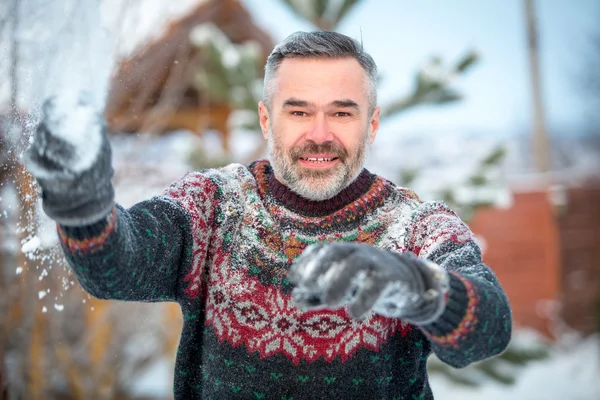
[273,58,368,106]
[276,57,365,79]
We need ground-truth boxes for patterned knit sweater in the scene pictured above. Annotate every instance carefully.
[59,160,512,400]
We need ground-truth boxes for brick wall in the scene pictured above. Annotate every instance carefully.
[558,187,600,334]
[469,191,562,336]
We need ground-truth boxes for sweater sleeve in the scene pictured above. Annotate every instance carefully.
[58,171,220,303]
[405,201,512,368]
[58,197,195,303]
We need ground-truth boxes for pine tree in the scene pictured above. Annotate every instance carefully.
[186,22,265,169]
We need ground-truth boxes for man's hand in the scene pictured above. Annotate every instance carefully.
[23,96,114,226]
[288,242,450,323]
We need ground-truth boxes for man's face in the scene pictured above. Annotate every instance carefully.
[258,57,380,201]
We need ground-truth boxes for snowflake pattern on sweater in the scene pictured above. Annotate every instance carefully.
[59,160,512,400]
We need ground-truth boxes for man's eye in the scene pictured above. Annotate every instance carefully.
[334,112,351,117]
[290,111,307,117]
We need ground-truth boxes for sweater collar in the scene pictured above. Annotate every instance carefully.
[260,162,377,217]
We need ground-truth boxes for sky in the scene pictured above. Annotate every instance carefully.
[242,0,599,137]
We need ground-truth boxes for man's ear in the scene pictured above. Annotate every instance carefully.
[368,106,380,144]
[258,101,270,140]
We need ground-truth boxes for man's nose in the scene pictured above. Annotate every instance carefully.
[305,113,333,144]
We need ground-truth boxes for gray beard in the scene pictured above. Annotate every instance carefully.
[266,130,369,201]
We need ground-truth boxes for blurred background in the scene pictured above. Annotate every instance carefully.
[0,0,599,399]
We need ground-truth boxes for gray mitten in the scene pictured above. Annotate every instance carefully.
[288,242,450,324]
[23,96,114,226]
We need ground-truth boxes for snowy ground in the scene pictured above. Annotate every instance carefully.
[430,332,600,400]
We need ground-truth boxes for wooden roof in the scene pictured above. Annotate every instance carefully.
[104,0,274,134]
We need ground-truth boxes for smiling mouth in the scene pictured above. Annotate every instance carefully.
[299,157,339,163]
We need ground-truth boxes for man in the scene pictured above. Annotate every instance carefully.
[24,31,512,399]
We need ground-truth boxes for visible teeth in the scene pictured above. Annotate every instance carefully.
[305,157,333,162]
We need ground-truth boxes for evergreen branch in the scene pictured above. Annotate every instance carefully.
[279,0,315,26]
[335,0,363,27]
[314,0,329,20]
[454,50,479,73]
[481,146,507,166]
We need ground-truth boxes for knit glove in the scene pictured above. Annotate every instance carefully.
[22,96,114,226]
[288,242,450,323]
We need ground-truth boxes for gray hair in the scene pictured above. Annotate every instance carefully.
[263,31,378,116]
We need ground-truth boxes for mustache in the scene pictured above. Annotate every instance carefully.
[289,141,348,161]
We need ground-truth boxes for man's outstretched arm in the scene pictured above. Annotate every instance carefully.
[405,201,512,368]
[23,97,205,303]
[288,200,512,368]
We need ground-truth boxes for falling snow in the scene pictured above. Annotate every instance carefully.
[21,235,41,253]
